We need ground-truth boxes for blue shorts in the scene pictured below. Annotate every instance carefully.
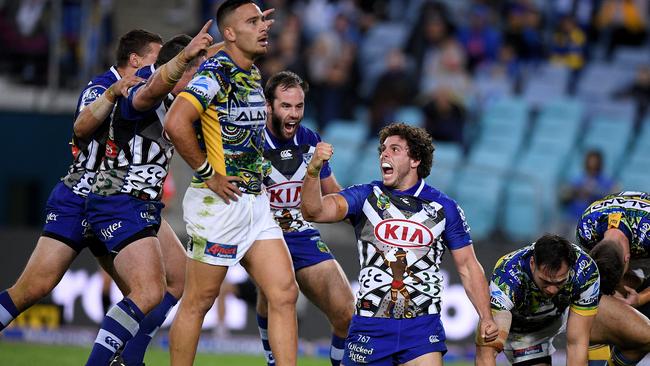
[42,182,105,255]
[285,233,335,271]
[86,192,163,253]
[343,314,447,365]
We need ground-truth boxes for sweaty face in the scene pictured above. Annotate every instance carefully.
[231,3,270,58]
[379,135,419,190]
[268,86,305,141]
[530,259,570,298]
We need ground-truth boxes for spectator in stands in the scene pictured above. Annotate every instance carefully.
[368,48,416,137]
[561,149,618,222]
[596,0,647,60]
[457,4,502,74]
[549,15,586,94]
[503,2,544,65]
[612,64,650,131]
[306,11,359,130]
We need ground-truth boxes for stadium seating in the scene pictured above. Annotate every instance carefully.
[502,176,545,240]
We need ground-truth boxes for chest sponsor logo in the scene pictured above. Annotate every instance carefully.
[267,181,302,209]
[205,242,238,259]
[374,219,434,248]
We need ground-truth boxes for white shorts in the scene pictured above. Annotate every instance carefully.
[183,187,283,266]
[504,310,567,364]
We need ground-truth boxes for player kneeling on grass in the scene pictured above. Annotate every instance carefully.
[476,234,600,366]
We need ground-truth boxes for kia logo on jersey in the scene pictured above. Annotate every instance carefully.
[374,219,434,248]
[267,181,302,209]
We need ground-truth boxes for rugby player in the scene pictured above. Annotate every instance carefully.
[301,122,498,365]
[0,29,160,334]
[475,234,600,366]
[255,70,354,366]
[83,24,212,365]
[164,1,298,365]
[577,191,650,365]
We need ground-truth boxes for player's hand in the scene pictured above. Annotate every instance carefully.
[262,8,276,30]
[307,142,333,177]
[478,317,499,344]
[185,20,214,60]
[617,285,640,307]
[112,75,144,98]
[205,172,243,204]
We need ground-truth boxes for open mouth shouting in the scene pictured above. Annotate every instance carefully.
[258,35,269,47]
[381,162,394,178]
[284,121,298,136]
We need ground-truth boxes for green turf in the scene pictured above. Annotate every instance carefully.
[0,342,474,365]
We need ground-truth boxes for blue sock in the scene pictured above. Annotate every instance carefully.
[257,314,275,365]
[0,290,19,331]
[121,292,178,366]
[610,346,640,366]
[330,334,346,366]
[85,297,144,366]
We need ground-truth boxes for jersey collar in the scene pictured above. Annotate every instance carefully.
[264,126,298,149]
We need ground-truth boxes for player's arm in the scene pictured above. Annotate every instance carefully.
[301,142,348,223]
[451,245,499,343]
[164,97,242,204]
[566,309,594,365]
[475,310,512,366]
[73,75,143,138]
[320,174,342,195]
[132,20,213,112]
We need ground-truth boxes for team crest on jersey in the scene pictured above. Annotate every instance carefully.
[302,153,313,165]
[422,204,438,220]
[80,85,106,108]
[377,194,391,210]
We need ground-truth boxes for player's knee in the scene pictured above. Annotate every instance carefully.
[330,302,354,332]
[267,279,299,310]
[16,280,55,306]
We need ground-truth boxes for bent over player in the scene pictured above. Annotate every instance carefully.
[475,234,600,366]
[301,122,498,365]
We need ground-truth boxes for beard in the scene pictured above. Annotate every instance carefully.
[270,112,286,140]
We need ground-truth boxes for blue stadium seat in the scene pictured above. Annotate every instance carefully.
[537,98,584,123]
[426,165,457,194]
[453,166,504,240]
[614,47,650,68]
[322,119,369,146]
[433,142,463,168]
[502,177,545,241]
[300,117,318,132]
[394,106,425,127]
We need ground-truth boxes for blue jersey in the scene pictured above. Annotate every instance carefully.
[490,244,600,333]
[339,179,471,318]
[577,191,650,259]
[63,66,121,197]
[91,65,174,201]
[262,125,331,240]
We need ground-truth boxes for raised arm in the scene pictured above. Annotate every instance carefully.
[132,20,213,112]
[566,309,594,366]
[73,75,142,138]
[301,142,348,223]
[451,245,499,344]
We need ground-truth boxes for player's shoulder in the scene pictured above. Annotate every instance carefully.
[87,66,119,88]
[296,125,320,145]
[419,183,459,208]
[134,64,156,80]
[571,243,597,272]
[341,181,376,196]
[497,244,532,270]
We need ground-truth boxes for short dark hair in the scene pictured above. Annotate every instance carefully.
[590,239,624,295]
[378,123,434,179]
[216,0,255,35]
[533,234,577,273]
[155,34,192,68]
[264,71,309,104]
[115,29,163,68]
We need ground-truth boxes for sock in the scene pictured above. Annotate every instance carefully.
[330,333,345,366]
[609,346,640,366]
[0,290,19,331]
[257,314,275,365]
[121,292,178,366]
[85,297,144,366]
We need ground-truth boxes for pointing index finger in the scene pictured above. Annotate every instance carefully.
[200,19,213,34]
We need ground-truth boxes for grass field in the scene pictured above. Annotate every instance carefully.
[0,342,474,365]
